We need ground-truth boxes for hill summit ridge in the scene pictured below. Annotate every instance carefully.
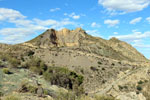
[27,27,87,47]
[24,28,148,62]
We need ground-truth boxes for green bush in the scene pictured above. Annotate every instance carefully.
[0,53,20,68]
[111,63,115,66]
[0,61,2,65]
[9,58,20,68]
[26,50,34,56]
[2,68,12,74]
[0,91,4,97]
[23,57,84,95]
[43,67,84,95]
[138,80,143,84]
[18,81,37,94]
[137,85,142,91]
[118,85,123,90]
[24,57,47,75]
[43,89,49,95]
[97,61,102,64]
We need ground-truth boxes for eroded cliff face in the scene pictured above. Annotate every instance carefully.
[27,28,86,48]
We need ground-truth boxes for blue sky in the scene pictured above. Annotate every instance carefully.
[0,0,150,59]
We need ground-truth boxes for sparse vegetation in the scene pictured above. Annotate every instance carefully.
[26,50,35,56]
[111,63,115,66]
[23,57,84,95]
[102,68,105,70]
[4,95,20,100]
[141,81,150,99]
[118,85,128,90]
[138,80,144,84]
[90,66,98,71]
[95,95,116,100]
[18,80,37,94]
[0,52,20,68]
[43,67,84,95]
[56,92,117,100]
[118,85,123,90]
[0,91,4,97]
[23,57,47,75]
[2,68,12,74]
[137,85,142,91]
[97,61,102,65]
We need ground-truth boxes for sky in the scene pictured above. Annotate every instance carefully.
[0,0,150,59]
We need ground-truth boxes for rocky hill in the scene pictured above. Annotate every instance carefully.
[0,28,150,100]
[25,28,148,62]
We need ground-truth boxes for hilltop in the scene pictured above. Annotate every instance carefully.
[24,28,148,62]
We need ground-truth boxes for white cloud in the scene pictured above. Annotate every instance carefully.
[130,17,142,24]
[91,22,101,28]
[50,8,60,12]
[10,19,33,26]
[133,43,150,48]
[64,12,80,20]
[86,30,102,37]
[33,18,77,29]
[146,17,150,23]
[104,19,120,27]
[72,15,80,19]
[0,8,26,21]
[0,8,78,44]
[113,32,118,34]
[0,28,34,35]
[98,0,150,14]
[112,30,150,41]
[33,18,58,26]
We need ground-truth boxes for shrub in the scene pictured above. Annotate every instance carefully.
[2,68,12,74]
[137,85,142,91]
[24,57,47,75]
[0,91,4,97]
[9,58,20,68]
[18,81,37,94]
[118,85,123,90]
[43,67,84,95]
[90,66,98,71]
[124,85,128,89]
[0,61,2,65]
[23,57,84,95]
[138,80,143,84]
[102,68,105,70]
[144,80,148,83]
[43,89,49,95]
[111,63,115,66]
[97,61,102,64]
[0,53,20,68]
[26,50,34,56]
